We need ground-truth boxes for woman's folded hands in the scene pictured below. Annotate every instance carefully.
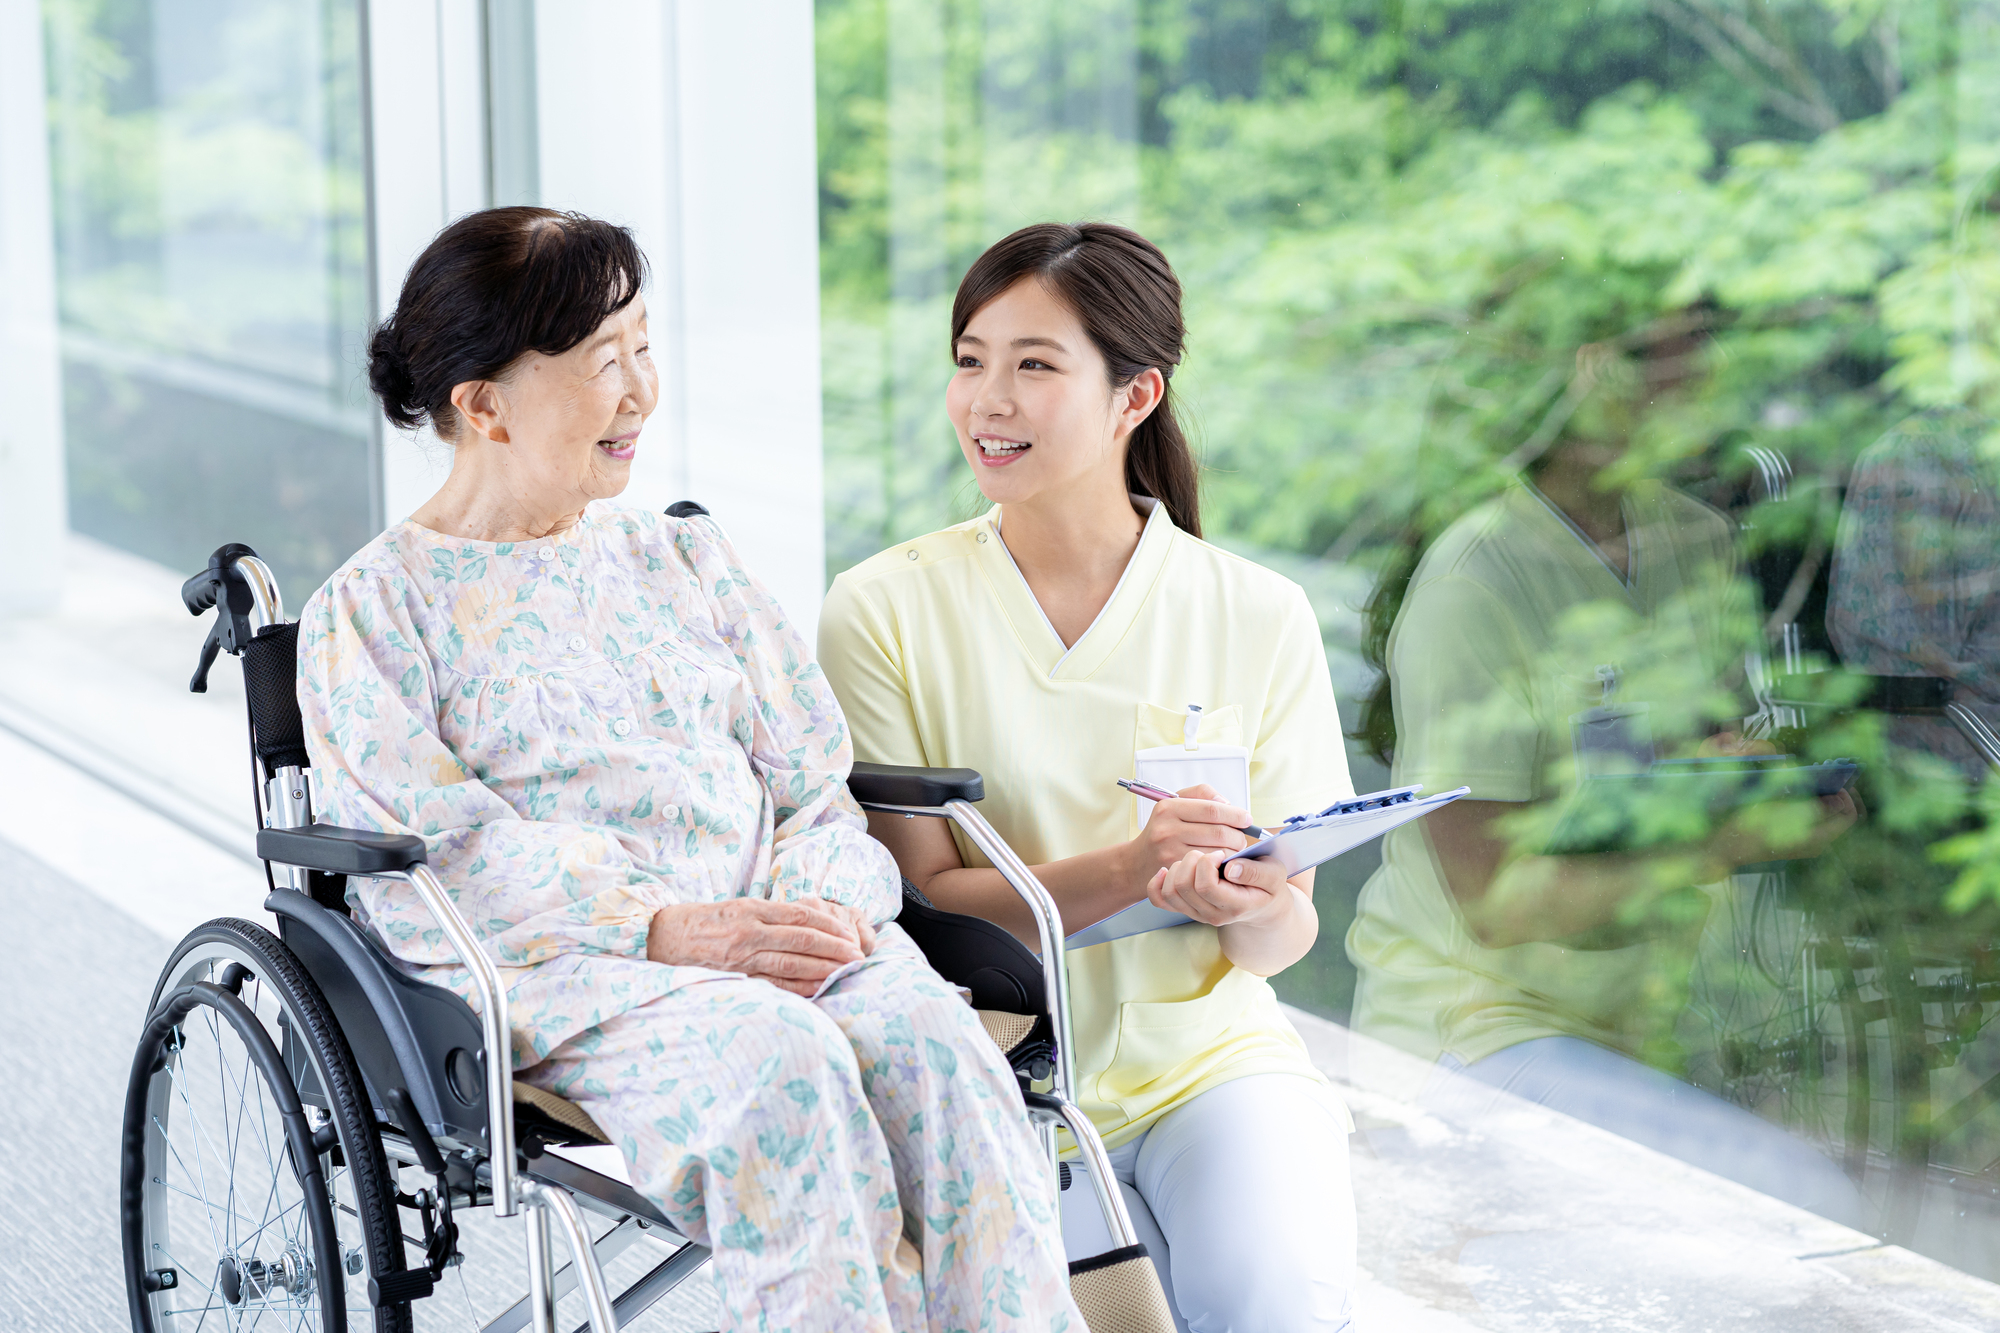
[645,898,879,997]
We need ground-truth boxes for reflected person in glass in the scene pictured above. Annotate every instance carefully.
[298,207,1081,1333]
[1347,330,1868,1226]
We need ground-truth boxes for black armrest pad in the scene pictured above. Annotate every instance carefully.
[259,825,428,875]
[849,761,984,807]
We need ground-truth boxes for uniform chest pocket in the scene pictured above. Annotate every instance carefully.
[1134,702,1244,752]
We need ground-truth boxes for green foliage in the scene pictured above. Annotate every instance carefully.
[42,0,370,388]
[817,0,2000,908]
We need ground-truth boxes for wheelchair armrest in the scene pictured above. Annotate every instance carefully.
[258,825,428,875]
[849,761,985,807]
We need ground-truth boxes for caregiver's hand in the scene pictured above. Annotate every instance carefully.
[1128,783,1253,882]
[1146,848,1294,929]
[646,899,874,998]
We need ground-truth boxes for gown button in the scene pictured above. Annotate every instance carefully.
[538,545,556,561]
[567,635,588,653]
[612,718,633,737]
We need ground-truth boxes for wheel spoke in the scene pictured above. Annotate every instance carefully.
[152,1239,225,1319]
[234,1168,301,1257]
[155,1177,284,1236]
[141,952,363,1333]
[161,1067,228,1257]
[199,1006,234,1259]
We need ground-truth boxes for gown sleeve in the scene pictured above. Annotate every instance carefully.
[673,516,904,924]
[299,568,664,968]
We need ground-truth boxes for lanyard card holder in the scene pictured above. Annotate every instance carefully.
[1132,704,1251,827]
[1572,703,1655,777]
[1571,665,1654,779]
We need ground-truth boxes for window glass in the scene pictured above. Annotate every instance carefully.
[817,0,2000,1272]
[43,0,374,597]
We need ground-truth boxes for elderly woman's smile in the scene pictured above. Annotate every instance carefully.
[409,287,660,545]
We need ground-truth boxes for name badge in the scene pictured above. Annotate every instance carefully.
[1133,703,1251,825]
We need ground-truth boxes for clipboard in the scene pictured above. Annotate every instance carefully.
[1064,784,1470,950]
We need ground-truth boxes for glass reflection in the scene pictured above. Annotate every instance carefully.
[1348,333,1868,1225]
[804,0,2000,1275]
[43,0,374,592]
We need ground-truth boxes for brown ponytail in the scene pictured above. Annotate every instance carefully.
[950,222,1201,537]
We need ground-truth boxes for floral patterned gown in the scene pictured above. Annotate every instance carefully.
[297,503,1078,1333]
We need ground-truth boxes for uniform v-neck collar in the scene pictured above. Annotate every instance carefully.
[1522,481,1642,599]
[975,497,1175,681]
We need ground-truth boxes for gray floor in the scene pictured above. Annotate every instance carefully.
[0,836,721,1332]
[0,835,168,1331]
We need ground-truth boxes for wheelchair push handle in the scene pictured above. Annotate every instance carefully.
[181,543,284,693]
[180,542,259,615]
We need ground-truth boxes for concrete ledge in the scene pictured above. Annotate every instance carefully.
[1287,1006,2000,1330]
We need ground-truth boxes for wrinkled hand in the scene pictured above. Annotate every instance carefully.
[1131,783,1253,879]
[1146,849,1295,928]
[1695,732,1862,868]
[646,899,878,998]
[1713,789,1861,869]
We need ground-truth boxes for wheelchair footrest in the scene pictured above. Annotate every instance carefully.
[369,1268,435,1306]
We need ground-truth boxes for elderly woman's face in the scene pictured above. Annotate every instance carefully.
[462,298,658,505]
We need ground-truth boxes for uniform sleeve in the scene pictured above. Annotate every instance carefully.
[1389,573,1541,801]
[673,518,903,924]
[1248,584,1355,824]
[299,571,665,969]
[816,573,931,767]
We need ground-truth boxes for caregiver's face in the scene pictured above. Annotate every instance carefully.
[946,278,1131,509]
[475,297,658,505]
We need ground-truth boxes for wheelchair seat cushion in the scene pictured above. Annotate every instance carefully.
[513,1080,610,1145]
[977,1010,1037,1054]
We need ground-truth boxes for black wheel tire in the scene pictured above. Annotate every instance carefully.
[122,918,413,1332]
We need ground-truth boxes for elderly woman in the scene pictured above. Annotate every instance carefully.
[299,207,1079,1332]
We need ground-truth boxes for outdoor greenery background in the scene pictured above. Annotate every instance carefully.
[814,0,2000,1007]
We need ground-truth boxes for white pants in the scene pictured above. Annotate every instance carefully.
[1058,1074,1356,1332]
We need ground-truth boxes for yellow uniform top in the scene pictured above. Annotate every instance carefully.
[1348,480,1743,1071]
[818,499,1355,1148]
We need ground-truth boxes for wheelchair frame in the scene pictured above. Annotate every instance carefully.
[127,529,1146,1333]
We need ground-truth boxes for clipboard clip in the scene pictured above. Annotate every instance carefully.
[1288,784,1427,824]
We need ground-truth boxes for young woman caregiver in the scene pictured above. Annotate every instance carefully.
[817,222,1357,1333]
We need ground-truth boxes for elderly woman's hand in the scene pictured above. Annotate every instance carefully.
[646,900,877,997]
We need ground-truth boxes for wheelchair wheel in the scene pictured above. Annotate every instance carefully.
[122,919,413,1331]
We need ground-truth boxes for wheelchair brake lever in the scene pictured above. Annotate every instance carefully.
[189,619,225,694]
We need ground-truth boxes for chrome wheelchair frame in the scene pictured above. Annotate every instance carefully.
[119,516,1166,1332]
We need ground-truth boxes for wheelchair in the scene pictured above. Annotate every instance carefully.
[1685,444,2000,1246]
[119,512,1173,1332]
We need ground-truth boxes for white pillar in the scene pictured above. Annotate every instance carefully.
[677,0,826,636]
[362,2,825,628]
[0,0,66,617]
[537,1,827,635]
[364,0,487,526]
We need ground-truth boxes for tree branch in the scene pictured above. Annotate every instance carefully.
[1649,0,1841,133]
